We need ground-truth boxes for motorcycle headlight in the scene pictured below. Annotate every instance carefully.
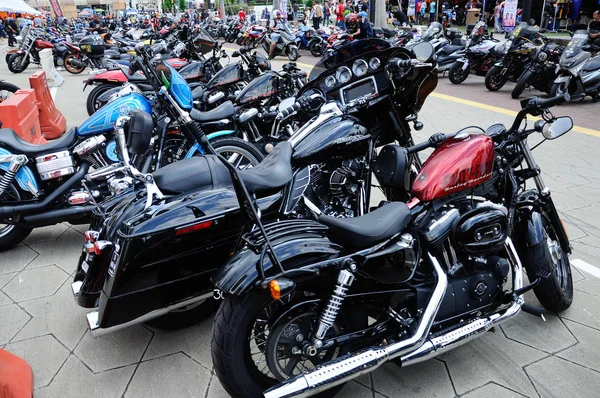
[538,52,548,62]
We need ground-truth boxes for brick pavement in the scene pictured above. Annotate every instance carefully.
[1,45,600,398]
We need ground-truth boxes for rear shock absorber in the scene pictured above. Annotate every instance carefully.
[312,268,355,349]
[0,155,27,198]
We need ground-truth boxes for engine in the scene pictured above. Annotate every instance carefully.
[73,135,113,169]
[419,200,510,322]
[303,158,367,218]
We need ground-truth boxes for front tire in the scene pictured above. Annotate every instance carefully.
[485,65,508,91]
[521,212,573,313]
[86,84,119,116]
[287,46,300,61]
[550,80,570,98]
[448,62,470,84]
[511,70,534,99]
[7,54,29,74]
[209,137,264,168]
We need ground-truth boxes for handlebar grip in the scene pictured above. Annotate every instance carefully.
[406,140,432,154]
[278,102,302,119]
[527,93,570,110]
[389,58,417,69]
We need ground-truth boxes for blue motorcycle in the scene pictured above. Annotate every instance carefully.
[0,44,262,250]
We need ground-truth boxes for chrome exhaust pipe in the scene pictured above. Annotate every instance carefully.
[264,253,449,398]
[264,238,523,398]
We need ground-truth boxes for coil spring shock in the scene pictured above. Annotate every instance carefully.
[314,268,355,342]
[0,155,27,199]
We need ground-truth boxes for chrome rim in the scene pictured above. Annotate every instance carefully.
[214,145,260,169]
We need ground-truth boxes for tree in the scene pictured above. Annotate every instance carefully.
[163,0,173,13]
[179,0,187,12]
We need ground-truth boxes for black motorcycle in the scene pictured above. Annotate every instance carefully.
[211,92,575,398]
[512,41,564,98]
[71,39,438,335]
[485,23,543,91]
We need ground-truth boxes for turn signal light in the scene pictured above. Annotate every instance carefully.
[269,280,281,300]
[175,220,214,236]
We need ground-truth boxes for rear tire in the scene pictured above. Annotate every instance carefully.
[485,65,507,91]
[7,54,29,74]
[0,177,33,251]
[310,42,323,57]
[86,84,118,116]
[448,62,470,84]
[0,82,20,103]
[511,70,534,99]
[64,53,86,74]
[521,212,573,313]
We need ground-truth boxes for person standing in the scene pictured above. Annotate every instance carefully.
[415,0,422,24]
[4,18,19,47]
[429,0,436,22]
[323,2,331,26]
[335,0,346,29]
[588,10,600,45]
[312,0,323,29]
[494,1,502,32]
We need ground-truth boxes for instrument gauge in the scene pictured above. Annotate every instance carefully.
[336,66,352,83]
[352,59,369,77]
[369,57,381,70]
[325,75,337,88]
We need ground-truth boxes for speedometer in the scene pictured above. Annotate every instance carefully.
[352,59,368,77]
[325,75,337,88]
[369,57,381,70]
[336,66,352,83]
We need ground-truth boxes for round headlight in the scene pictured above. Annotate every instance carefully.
[538,52,548,62]
[336,66,352,83]
[369,57,381,70]
[325,75,337,88]
[352,59,369,77]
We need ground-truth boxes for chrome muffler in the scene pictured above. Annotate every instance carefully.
[264,238,523,398]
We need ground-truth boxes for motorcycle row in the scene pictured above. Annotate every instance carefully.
[0,19,580,398]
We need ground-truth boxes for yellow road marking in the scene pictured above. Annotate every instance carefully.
[431,92,600,138]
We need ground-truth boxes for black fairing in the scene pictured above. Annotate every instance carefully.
[206,62,243,90]
[292,115,369,164]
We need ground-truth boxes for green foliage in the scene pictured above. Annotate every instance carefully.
[163,0,173,12]
[178,0,187,11]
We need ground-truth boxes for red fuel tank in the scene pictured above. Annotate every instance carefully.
[411,134,495,202]
[34,39,54,49]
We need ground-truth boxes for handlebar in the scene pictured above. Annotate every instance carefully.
[278,102,302,119]
[522,93,570,110]
[388,58,418,69]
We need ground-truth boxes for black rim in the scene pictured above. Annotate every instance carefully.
[490,69,505,89]
[543,215,571,292]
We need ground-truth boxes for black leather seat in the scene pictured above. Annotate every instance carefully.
[319,202,412,250]
[0,127,78,156]
[189,101,235,123]
[153,155,231,194]
[154,142,293,195]
[192,86,205,100]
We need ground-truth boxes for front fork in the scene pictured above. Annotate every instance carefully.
[519,141,571,254]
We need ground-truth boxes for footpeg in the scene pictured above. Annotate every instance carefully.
[512,270,551,297]
[521,303,546,322]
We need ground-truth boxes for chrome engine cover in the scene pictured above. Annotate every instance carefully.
[35,151,76,181]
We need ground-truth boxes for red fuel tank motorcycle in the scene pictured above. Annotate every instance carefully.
[211,49,575,396]
[6,26,59,73]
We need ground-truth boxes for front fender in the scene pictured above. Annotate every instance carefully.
[554,75,572,84]
[184,130,236,157]
[5,49,24,55]
[215,235,342,296]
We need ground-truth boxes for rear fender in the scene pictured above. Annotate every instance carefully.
[184,130,236,158]
[215,235,342,296]
[0,148,40,194]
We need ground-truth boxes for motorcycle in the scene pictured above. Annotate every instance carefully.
[64,35,124,75]
[485,23,542,91]
[262,25,300,61]
[512,40,563,98]
[447,21,501,83]
[71,39,437,335]
[6,26,63,74]
[239,24,268,48]
[551,30,600,101]
[211,91,575,397]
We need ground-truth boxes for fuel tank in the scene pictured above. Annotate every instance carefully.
[34,39,54,49]
[292,115,369,164]
[206,62,243,90]
[411,133,494,202]
[77,92,152,136]
[235,71,280,106]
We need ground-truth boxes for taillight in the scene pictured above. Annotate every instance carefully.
[175,220,214,236]
[91,240,112,255]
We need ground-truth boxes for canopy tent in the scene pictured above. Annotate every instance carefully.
[0,0,42,15]
[79,10,93,17]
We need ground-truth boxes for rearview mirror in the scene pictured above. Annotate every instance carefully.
[412,42,434,62]
[542,116,573,140]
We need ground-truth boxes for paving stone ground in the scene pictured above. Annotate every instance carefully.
[1,42,599,398]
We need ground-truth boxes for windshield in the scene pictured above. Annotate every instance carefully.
[564,30,589,58]
[309,38,391,81]
[509,22,539,41]
[471,21,486,39]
